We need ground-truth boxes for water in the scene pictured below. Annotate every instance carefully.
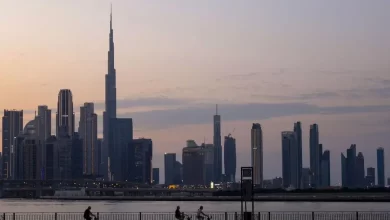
[0,200,389,213]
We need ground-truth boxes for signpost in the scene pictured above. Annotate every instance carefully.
[240,167,254,220]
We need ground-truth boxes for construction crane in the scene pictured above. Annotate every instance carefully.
[227,128,235,137]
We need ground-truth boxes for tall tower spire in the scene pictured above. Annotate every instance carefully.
[110,3,112,30]
[103,3,117,180]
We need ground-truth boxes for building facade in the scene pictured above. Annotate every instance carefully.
[153,168,159,185]
[309,124,321,188]
[213,105,222,182]
[377,147,385,187]
[164,153,176,185]
[79,103,98,175]
[2,110,23,179]
[109,118,133,181]
[182,140,204,185]
[224,135,236,182]
[56,89,75,138]
[129,138,153,184]
[251,123,263,186]
[293,122,302,188]
[281,131,299,188]
[320,150,330,187]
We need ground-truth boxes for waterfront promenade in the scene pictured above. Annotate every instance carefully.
[0,212,389,220]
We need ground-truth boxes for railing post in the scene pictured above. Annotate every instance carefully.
[12,213,15,220]
[54,213,57,220]
[268,212,271,220]
[356,212,358,220]
[311,212,314,220]
[97,213,99,220]
[225,212,227,220]
[258,212,260,220]
[3,213,5,220]
[234,212,237,220]
[139,212,142,220]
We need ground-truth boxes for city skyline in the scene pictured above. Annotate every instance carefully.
[1,0,390,184]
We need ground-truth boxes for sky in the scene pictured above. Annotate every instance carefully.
[1,0,390,185]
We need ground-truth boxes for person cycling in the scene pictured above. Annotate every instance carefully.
[196,206,209,220]
[175,206,184,220]
[84,206,96,220]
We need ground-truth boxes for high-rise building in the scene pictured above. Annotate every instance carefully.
[109,118,133,181]
[213,105,222,182]
[366,167,375,187]
[37,105,51,141]
[281,131,299,188]
[71,132,83,180]
[182,140,204,185]
[224,135,236,182]
[309,124,320,187]
[153,168,159,185]
[2,110,23,179]
[301,168,311,189]
[377,147,385,187]
[251,123,263,186]
[97,138,102,176]
[202,143,214,185]
[129,138,153,184]
[356,152,365,187]
[164,153,176,185]
[56,89,75,138]
[45,136,57,180]
[320,150,330,187]
[341,153,347,187]
[174,161,183,184]
[103,6,117,180]
[79,103,98,175]
[293,122,302,188]
[55,127,72,180]
[345,144,357,188]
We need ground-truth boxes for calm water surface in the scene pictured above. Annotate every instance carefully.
[0,200,389,212]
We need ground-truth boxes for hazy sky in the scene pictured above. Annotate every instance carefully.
[1,0,390,184]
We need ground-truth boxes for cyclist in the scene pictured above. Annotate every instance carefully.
[196,206,209,220]
[175,206,184,220]
[84,206,96,220]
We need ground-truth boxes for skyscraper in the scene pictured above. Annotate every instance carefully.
[356,152,365,187]
[377,147,385,187]
[341,153,347,187]
[202,143,214,185]
[366,167,375,187]
[281,131,299,188]
[103,6,117,180]
[153,168,159,185]
[224,135,236,182]
[37,105,51,141]
[2,110,23,179]
[251,123,263,186]
[56,89,75,138]
[79,103,98,175]
[309,124,320,187]
[293,122,302,188]
[129,138,153,184]
[320,150,330,187]
[346,144,357,188]
[164,153,176,185]
[213,105,222,182]
[182,140,204,185]
[109,118,133,181]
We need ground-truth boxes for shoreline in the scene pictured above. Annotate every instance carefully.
[38,196,390,202]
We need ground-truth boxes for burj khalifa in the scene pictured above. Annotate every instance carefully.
[102,6,117,179]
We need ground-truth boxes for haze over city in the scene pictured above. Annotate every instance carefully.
[1,0,390,184]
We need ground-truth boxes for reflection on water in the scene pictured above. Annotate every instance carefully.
[0,200,389,212]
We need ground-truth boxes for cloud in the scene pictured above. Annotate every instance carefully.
[93,97,192,110]
[116,101,390,130]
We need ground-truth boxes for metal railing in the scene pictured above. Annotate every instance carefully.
[0,212,389,220]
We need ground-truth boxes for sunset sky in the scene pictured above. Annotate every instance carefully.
[1,0,390,184]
